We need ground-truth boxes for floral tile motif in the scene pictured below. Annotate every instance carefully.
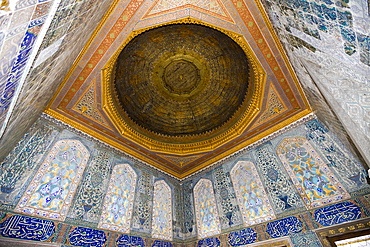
[152,180,173,241]
[69,151,111,223]
[99,164,137,233]
[277,137,350,209]
[213,167,242,229]
[14,140,90,221]
[194,178,221,239]
[131,172,153,233]
[290,231,322,247]
[0,123,56,207]
[255,144,304,213]
[305,120,368,192]
[230,161,275,226]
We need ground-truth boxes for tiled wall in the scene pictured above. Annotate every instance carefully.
[1,116,370,246]
[261,0,370,164]
[0,0,113,161]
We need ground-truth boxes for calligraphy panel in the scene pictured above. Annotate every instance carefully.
[69,227,106,247]
[314,202,362,226]
[266,216,303,238]
[152,180,173,241]
[0,215,55,241]
[194,179,221,239]
[152,240,172,247]
[14,140,90,220]
[277,137,350,209]
[228,228,257,246]
[230,161,275,226]
[98,164,137,233]
[116,234,145,247]
[197,237,221,247]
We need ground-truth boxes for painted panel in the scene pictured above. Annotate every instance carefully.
[266,216,303,238]
[228,228,257,246]
[194,179,221,239]
[69,227,106,247]
[255,145,304,213]
[314,202,362,226]
[152,180,173,241]
[0,215,55,241]
[277,137,350,209]
[230,161,275,226]
[116,234,145,247]
[305,120,368,191]
[213,167,242,228]
[99,164,137,233]
[14,140,90,220]
[197,237,221,247]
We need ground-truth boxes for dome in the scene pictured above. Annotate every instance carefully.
[113,24,251,137]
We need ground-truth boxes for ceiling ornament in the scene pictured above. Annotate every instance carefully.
[102,18,266,154]
[143,0,234,23]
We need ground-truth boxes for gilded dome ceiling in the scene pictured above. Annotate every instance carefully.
[113,24,251,136]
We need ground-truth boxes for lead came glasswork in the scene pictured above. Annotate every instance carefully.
[14,140,90,220]
[69,227,106,247]
[228,228,257,246]
[277,137,350,209]
[0,215,55,241]
[151,180,173,241]
[194,179,221,239]
[230,161,275,226]
[98,164,137,233]
[314,202,362,226]
[266,216,303,238]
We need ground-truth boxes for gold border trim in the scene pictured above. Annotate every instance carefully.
[102,17,266,155]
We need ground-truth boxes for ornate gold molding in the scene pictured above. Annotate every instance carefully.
[102,17,266,155]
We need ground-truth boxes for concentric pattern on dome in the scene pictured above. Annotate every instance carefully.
[114,24,250,136]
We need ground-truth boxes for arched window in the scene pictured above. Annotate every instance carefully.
[152,180,173,241]
[194,179,221,239]
[230,161,275,226]
[98,164,137,233]
[277,137,350,209]
[15,140,90,220]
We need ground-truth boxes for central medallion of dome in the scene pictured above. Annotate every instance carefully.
[113,24,251,137]
[163,60,200,95]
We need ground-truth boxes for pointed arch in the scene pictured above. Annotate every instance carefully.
[14,140,90,220]
[98,163,137,233]
[230,161,275,226]
[152,180,173,241]
[277,137,350,209]
[194,178,221,239]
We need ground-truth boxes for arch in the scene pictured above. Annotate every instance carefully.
[194,178,221,239]
[98,163,137,233]
[230,161,275,226]
[152,180,173,241]
[277,137,350,209]
[14,140,90,220]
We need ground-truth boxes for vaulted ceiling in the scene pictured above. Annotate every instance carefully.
[44,0,312,178]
